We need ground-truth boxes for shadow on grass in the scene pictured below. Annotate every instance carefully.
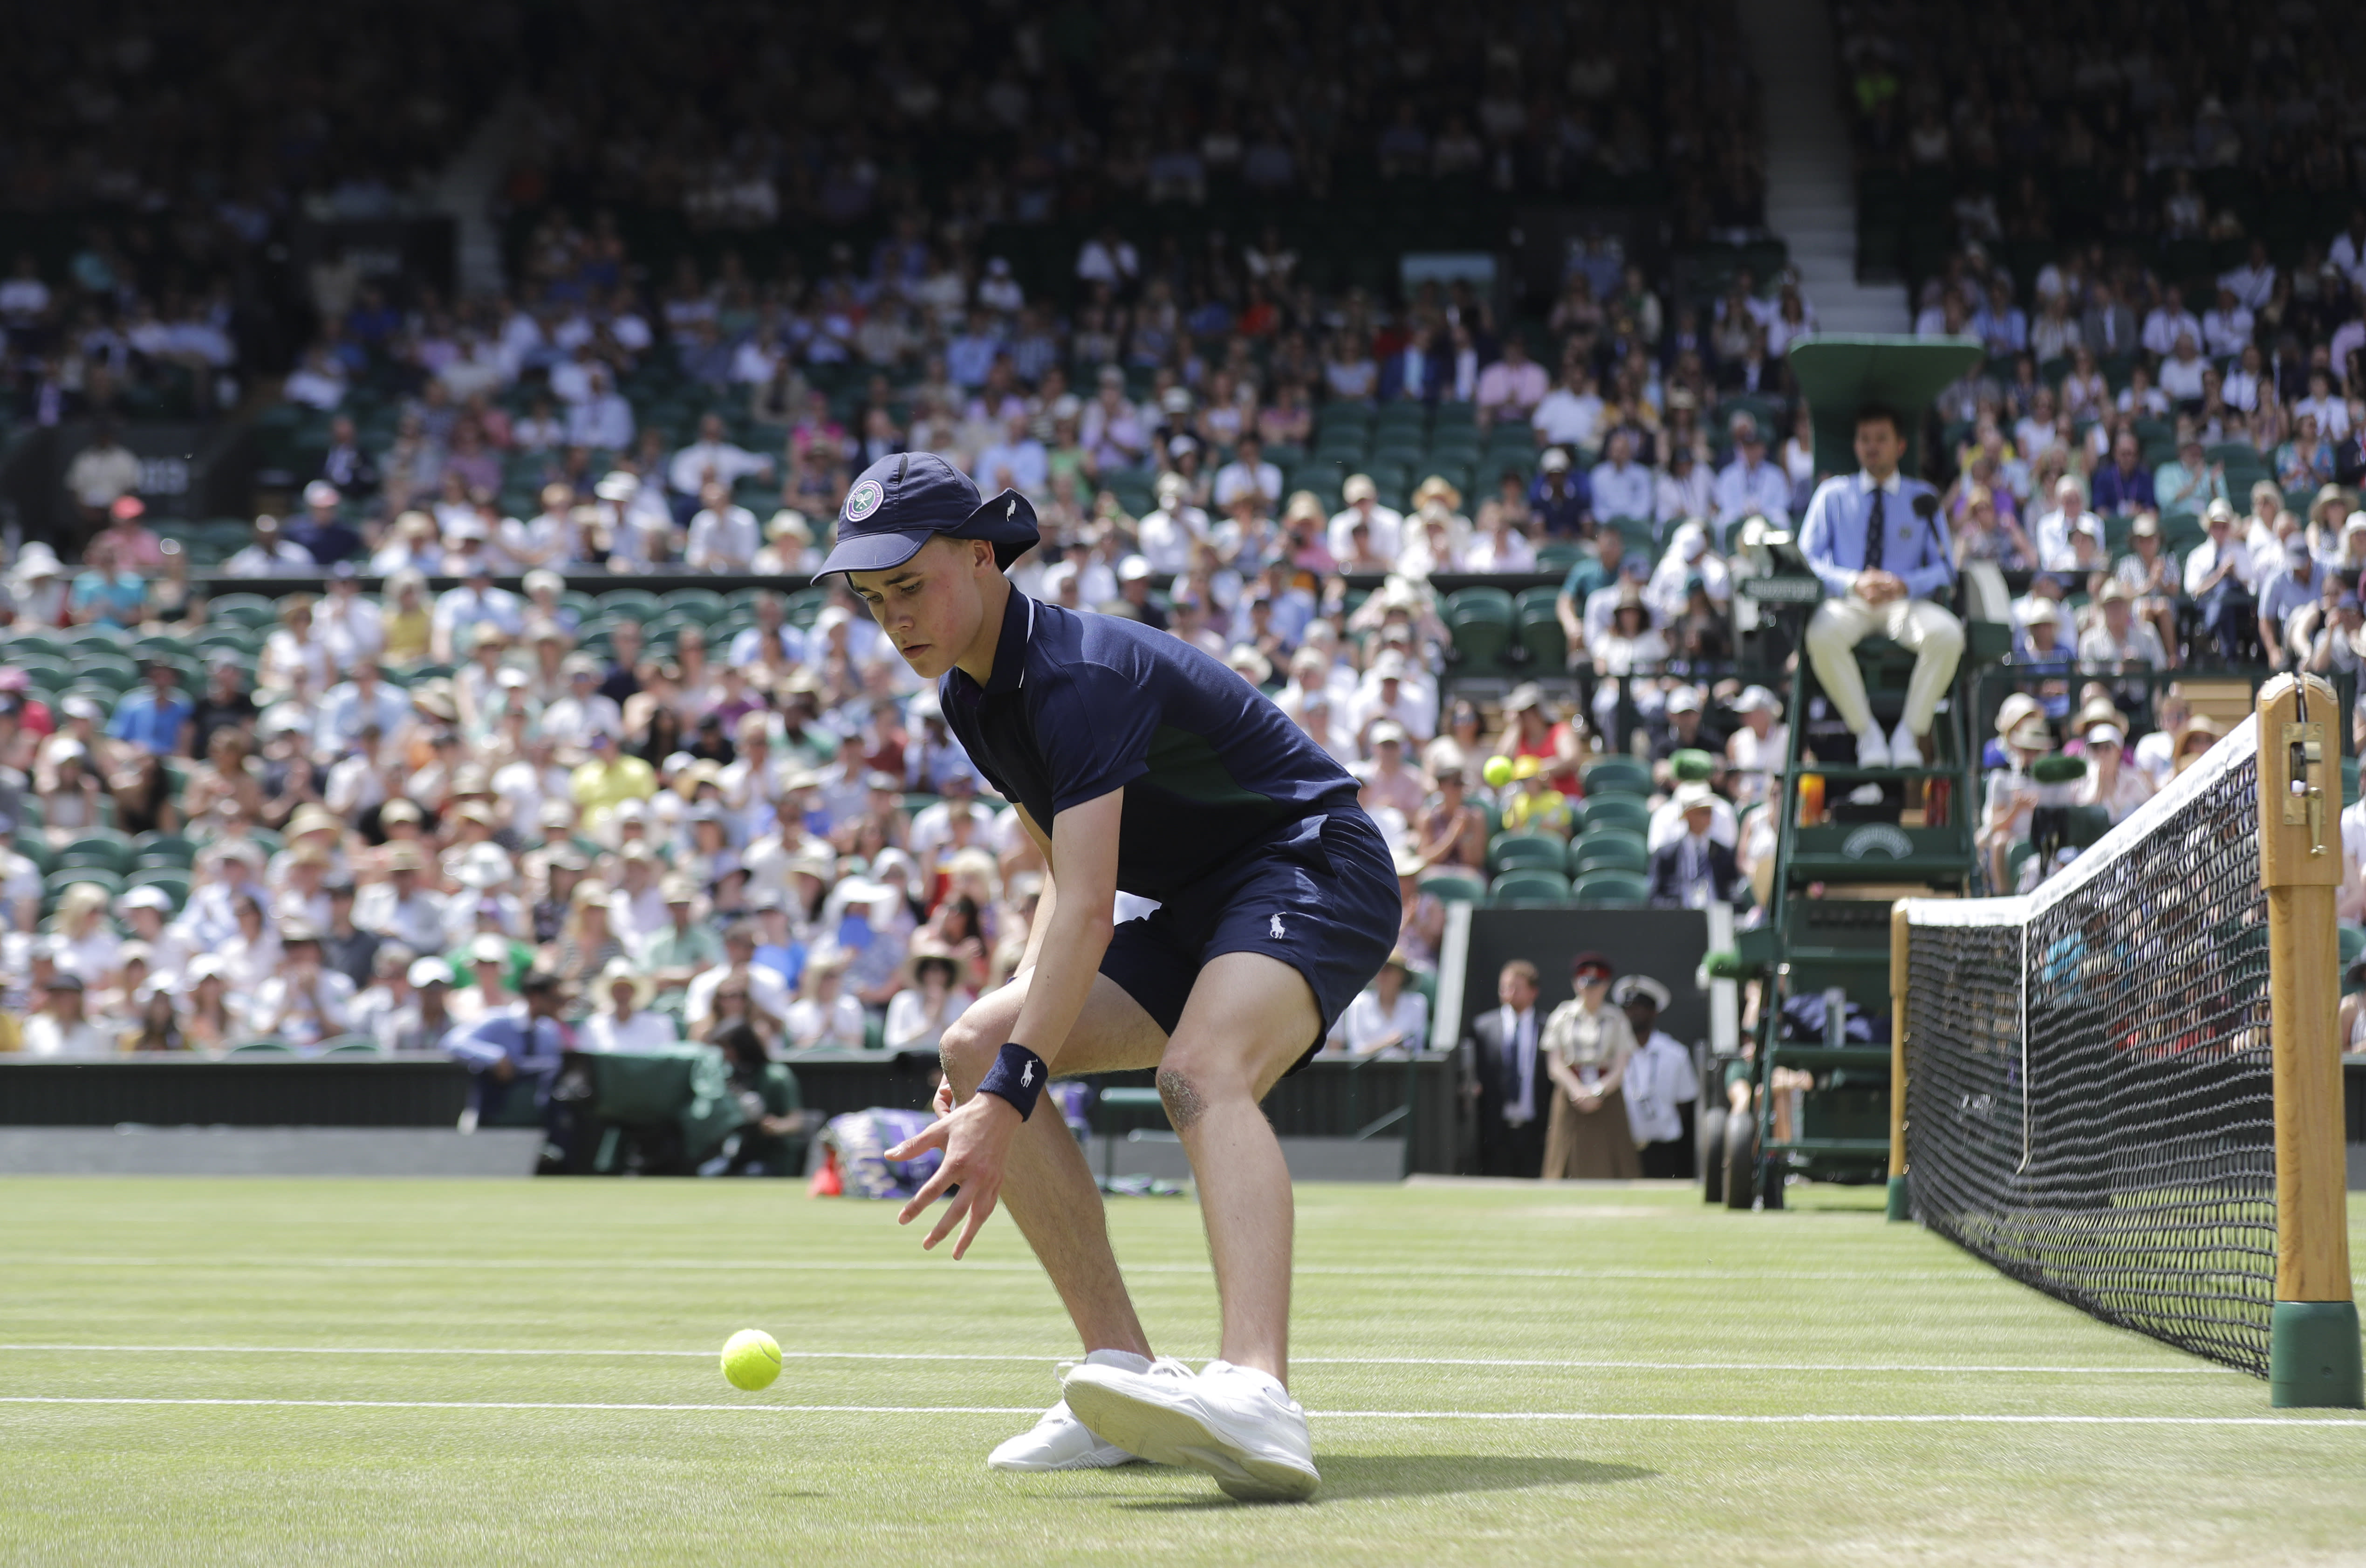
[1115,1454,1655,1509]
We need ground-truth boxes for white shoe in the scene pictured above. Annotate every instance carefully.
[987,1349,1149,1472]
[1888,722,1923,768]
[1853,726,1891,769]
[1063,1356,1320,1503]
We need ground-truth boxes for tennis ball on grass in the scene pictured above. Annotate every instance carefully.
[1482,754,1514,788]
[720,1329,782,1391]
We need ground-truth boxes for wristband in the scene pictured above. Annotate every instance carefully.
[976,1042,1048,1121]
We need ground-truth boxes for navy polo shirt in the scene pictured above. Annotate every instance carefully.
[942,590,1361,903]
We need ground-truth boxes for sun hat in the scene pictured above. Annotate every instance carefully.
[817,451,1039,577]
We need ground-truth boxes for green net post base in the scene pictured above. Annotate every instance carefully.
[2268,1301,2365,1409]
[1885,1173,1910,1223]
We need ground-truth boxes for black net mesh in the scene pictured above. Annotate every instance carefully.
[1904,733,2277,1374]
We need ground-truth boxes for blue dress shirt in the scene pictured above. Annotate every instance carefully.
[1797,471,1954,602]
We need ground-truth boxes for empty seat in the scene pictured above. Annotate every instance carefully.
[1488,868,1572,905]
[1573,870,1651,906]
[1488,832,1567,873]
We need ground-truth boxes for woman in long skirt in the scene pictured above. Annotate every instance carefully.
[1540,951,1643,1179]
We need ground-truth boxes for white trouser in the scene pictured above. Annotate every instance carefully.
[1803,593,1964,737]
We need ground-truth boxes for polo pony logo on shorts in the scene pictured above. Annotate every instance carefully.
[1270,913,1286,939]
[845,479,883,522]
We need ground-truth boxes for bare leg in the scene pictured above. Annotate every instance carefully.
[939,973,1169,1358]
[1156,952,1323,1387]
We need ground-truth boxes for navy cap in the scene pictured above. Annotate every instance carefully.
[819,452,1040,577]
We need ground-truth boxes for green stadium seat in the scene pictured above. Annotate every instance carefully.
[1488,832,1566,873]
[124,868,191,908]
[663,588,729,618]
[1488,868,1571,905]
[1510,588,1565,670]
[1573,870,1651,906]
[60,831,136,874]
[209,594,279,628]
[1582,757,1653,797]
[1571,836,1649,876]
[225,1039,299,1056]
[1422,873,1486,905]
[46,868,125,901]
[599,590,663,622]
[319,1037,387,1058]
[1580,795,1652,834]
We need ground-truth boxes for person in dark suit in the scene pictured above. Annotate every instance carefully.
[1464,959,1547,1178]
[2079,282,2138,362]
[1648,782,1743,908]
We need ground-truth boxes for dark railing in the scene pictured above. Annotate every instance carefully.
[0,1051,1463,1175]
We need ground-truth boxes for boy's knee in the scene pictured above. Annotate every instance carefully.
[938,1014,998,1096]
[1156,1040,1265,1131]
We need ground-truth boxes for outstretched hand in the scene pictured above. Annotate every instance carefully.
[886,1091,1022,1259]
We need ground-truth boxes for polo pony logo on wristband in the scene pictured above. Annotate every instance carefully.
[845,479,883,521]
[1021,1061,1035,1088]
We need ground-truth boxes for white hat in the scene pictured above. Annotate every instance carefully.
[303,480,342,508]
[836,876,891,905]
[1666,686,1703,714]
[1117,554,1154,582]
[1673,781,1716,810]
[1539,448,1571,472]
[1369,720,1407,746]
[1611,974,1673,1010]
[408,958,452,988]
[453,844,513,889]
[1371,650,1409,679]
[2084,724,2124,747]
[467,934,508,966]
[1733,685,1781,714]
[594,471,637,501]
[2014,598,2058,629]
[118,885,174,915]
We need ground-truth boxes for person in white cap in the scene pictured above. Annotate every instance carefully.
[2072,716,2152,824]
[1724,686,1788,807]
[1613,974,1699,1178]
[1350,651,1435,748]
[1797,402,1964,769]
[1327,472,1404,561]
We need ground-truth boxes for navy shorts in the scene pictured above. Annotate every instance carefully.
[1098,808,1401,1075]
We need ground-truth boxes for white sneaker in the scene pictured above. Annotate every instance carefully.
[1853,726,1892,768]
[1062,1356,1320,1503]
[1888,722,1923,768]
[987,1349,1149,1472]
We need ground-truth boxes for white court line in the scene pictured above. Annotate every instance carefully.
[3,1397,2360,1427]
[0,1344,2236,1376]
[0,1256,2005,1284]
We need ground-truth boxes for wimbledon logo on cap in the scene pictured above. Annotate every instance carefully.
[845,479,883,522]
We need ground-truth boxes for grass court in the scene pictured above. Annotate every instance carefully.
[4,1176,2364,1565]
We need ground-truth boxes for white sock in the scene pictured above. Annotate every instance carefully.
[1203,1358,1285,1393]
[1083,1348,1151,1375]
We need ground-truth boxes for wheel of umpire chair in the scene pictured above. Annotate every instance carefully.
[1721,1106,1757,1211]
[1700,1101,1727,1204]
[1759,1152,1786,1211]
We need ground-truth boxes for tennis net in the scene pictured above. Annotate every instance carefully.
[1900,716,2277,1372]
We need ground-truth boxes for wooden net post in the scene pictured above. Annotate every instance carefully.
[2255,673,2363,1408]
[1887,901,1910,1222]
